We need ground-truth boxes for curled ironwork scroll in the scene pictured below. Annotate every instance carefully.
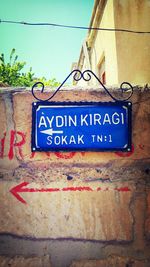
[31,69,133,102]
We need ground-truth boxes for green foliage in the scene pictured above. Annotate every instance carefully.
[0,49,34,87]
[34,76,60,88]
[0,49,60,88]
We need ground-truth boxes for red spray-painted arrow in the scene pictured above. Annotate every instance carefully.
[10,182,131,204]
[10,182,93,204]
[10,182,61,204]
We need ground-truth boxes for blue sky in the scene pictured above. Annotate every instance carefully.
[0,0,94,83]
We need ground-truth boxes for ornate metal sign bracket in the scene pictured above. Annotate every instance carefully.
[31,69,133,102]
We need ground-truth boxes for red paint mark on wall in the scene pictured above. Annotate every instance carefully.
[139,144,144,150]
[10,182,60,204]
[115,144,134,157]
[30,151,51,159]
[0,132,6,158]
[8,130,26,160]
[55,152,76,159]
[62,186,93,192]
[10,182,29,204]
[10,183,132,204]
[31,151,77,160]
[0,131,77,160]
[115,187,131,192]
[97,187,101,191]
[0,131,143,160]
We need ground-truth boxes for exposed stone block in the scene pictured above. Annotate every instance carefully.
[0,181,133,241]
[69,255,150,267]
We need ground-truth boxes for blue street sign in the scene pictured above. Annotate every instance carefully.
[32,102,132,152]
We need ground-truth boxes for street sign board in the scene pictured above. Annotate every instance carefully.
[32,102,132,152]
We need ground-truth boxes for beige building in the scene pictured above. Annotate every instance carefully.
[74,0,150,86]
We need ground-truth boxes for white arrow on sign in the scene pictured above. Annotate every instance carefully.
[40,128,63,135]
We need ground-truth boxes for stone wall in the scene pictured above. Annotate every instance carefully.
[0,86,149,267]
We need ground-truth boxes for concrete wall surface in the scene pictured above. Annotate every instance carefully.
[82,0,150,86]
[0,86,150,267]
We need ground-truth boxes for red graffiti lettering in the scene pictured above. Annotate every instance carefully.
[30,151,85,160]
[8,130,26,160]
[55,152,76,159]
[0,130,142,162]
[30,151,51,159]
[115,144,134,157]
[0,132,6,158]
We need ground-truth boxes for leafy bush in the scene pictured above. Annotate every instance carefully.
[34,76,60,88]
[0,49,34,87]
[0,49,60,88]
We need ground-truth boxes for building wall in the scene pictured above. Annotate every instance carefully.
[0,86,150,267]
[89,0,119,86]
[80,0,150,87]
[113,0,150,85]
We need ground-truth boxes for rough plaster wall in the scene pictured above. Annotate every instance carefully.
[0,86,150,267]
